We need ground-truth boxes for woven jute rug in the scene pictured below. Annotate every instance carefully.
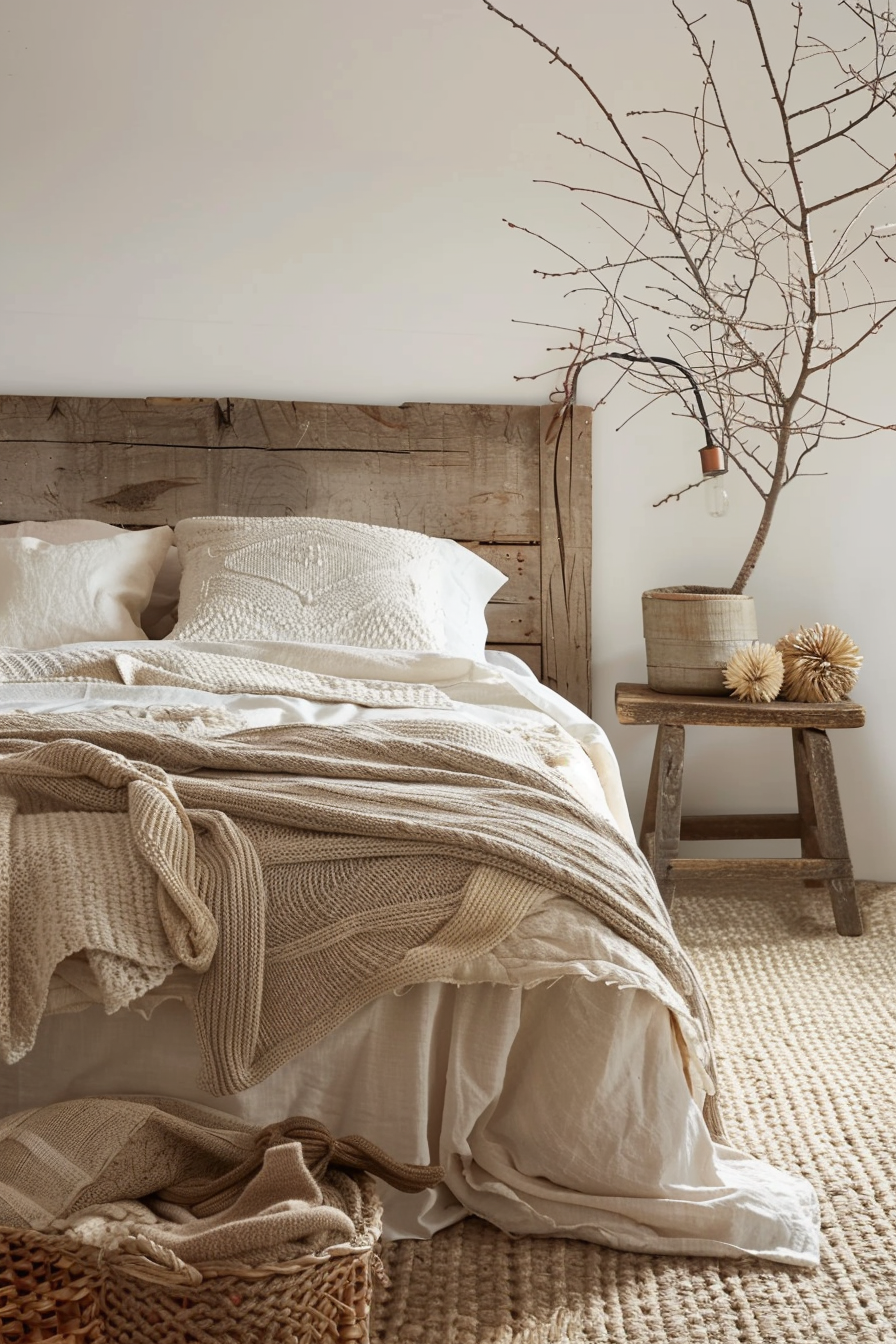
[373,881,896,1343]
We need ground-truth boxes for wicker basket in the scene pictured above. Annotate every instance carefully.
[0,1174,382,1344]
[0,1225,105,1343]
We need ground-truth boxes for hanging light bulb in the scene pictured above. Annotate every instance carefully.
[699,443,729,518]
[704,473,729,517]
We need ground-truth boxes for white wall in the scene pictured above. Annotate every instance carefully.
[1,0,893,877]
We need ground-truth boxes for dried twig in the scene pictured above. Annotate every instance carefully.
[482,0,896,591]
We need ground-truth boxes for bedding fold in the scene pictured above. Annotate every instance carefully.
[0,649,717,1128]
[0,643,455,709]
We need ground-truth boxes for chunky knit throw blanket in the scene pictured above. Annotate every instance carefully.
[0,1095,442,1264]
[0,647,715,1123]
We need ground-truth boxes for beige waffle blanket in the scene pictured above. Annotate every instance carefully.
[0,647,714,1117]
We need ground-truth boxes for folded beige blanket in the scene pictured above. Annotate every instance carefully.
[0,643,456,709]
[0,649,716,1127]
[0,1095,442,1267]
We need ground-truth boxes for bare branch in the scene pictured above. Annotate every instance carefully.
[482,0,896,591]
[808,300,896,369]
[808,161,896,214]
[653,477,705,507]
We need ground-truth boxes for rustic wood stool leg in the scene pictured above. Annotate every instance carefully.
[639,730,663,864]
[802,727,863,936]
[792,728,823,888]
[651,724,685,910]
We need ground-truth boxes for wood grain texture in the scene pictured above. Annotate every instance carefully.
[539,405,591,715]
[679,813,803,841]
[639,731,663,855]
[467,544,541,646]
[633,712,863,935]
[792,728,824,889]
[616,682,865,728]
[650,724,685,909]
[670,857,854,881]
[0,397,534,454]
[0,400,540,538]
[802,728,863,935]
[0,398,591,705]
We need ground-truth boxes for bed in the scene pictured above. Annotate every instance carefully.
[0,396,819,1265]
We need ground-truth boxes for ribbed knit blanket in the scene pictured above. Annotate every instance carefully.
[0,647,715,1123]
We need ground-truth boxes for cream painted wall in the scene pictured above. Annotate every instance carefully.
[1,0,893,878]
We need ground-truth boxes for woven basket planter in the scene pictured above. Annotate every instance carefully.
[642,586,758,695]
[0,1174,382,1344]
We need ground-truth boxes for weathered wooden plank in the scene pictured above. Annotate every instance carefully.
[0,398,541,538]
[0,396,223,447]
[485,605,541,644]
[0,397,541,454]
[615,682,865,729]
[679,813,802,841]
[652,723,685,909]
[792,728,824,889]
[670,857,854,881]
[539,404,591,715]
[639,731,663,855]
[466,544,540,601]
[0,442,539,540]
[473,544,541,645]
[803,728,863,935]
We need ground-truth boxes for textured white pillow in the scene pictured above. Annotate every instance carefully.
[0,527,174,648]
[0,521,182,638]
[170,516,507,657]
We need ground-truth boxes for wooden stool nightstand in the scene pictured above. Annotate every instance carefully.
[615,683,866,935]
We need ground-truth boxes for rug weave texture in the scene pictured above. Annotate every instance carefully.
[373,882,896,1343]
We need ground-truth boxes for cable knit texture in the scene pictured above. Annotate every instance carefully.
[0,651,715,1126]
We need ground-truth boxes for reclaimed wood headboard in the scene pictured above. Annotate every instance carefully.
[0,397,592,713]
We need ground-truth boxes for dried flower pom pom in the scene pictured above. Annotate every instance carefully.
[776,623,862,703]
[723,643,784,703]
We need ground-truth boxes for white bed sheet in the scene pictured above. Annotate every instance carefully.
[0,641,819,1264]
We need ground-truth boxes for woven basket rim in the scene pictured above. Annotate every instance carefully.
[0,1182,383,1284]
[643,585,751,600]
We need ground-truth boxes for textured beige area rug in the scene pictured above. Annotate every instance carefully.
[373,881,896,1343]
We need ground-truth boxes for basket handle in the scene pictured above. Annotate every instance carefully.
[101,1233,204,1286]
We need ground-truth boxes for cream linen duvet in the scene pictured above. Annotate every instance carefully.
[0,641,820,1264]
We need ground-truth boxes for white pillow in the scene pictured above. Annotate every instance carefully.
[0,521,182,638]
[0,527,174,648]
[169,516,507,657]
[0,520,115,543]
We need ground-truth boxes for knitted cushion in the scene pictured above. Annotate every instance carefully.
[169,516,506,656]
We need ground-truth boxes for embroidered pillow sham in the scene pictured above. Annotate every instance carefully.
[169,516,507,657]
[0,526,174,648]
